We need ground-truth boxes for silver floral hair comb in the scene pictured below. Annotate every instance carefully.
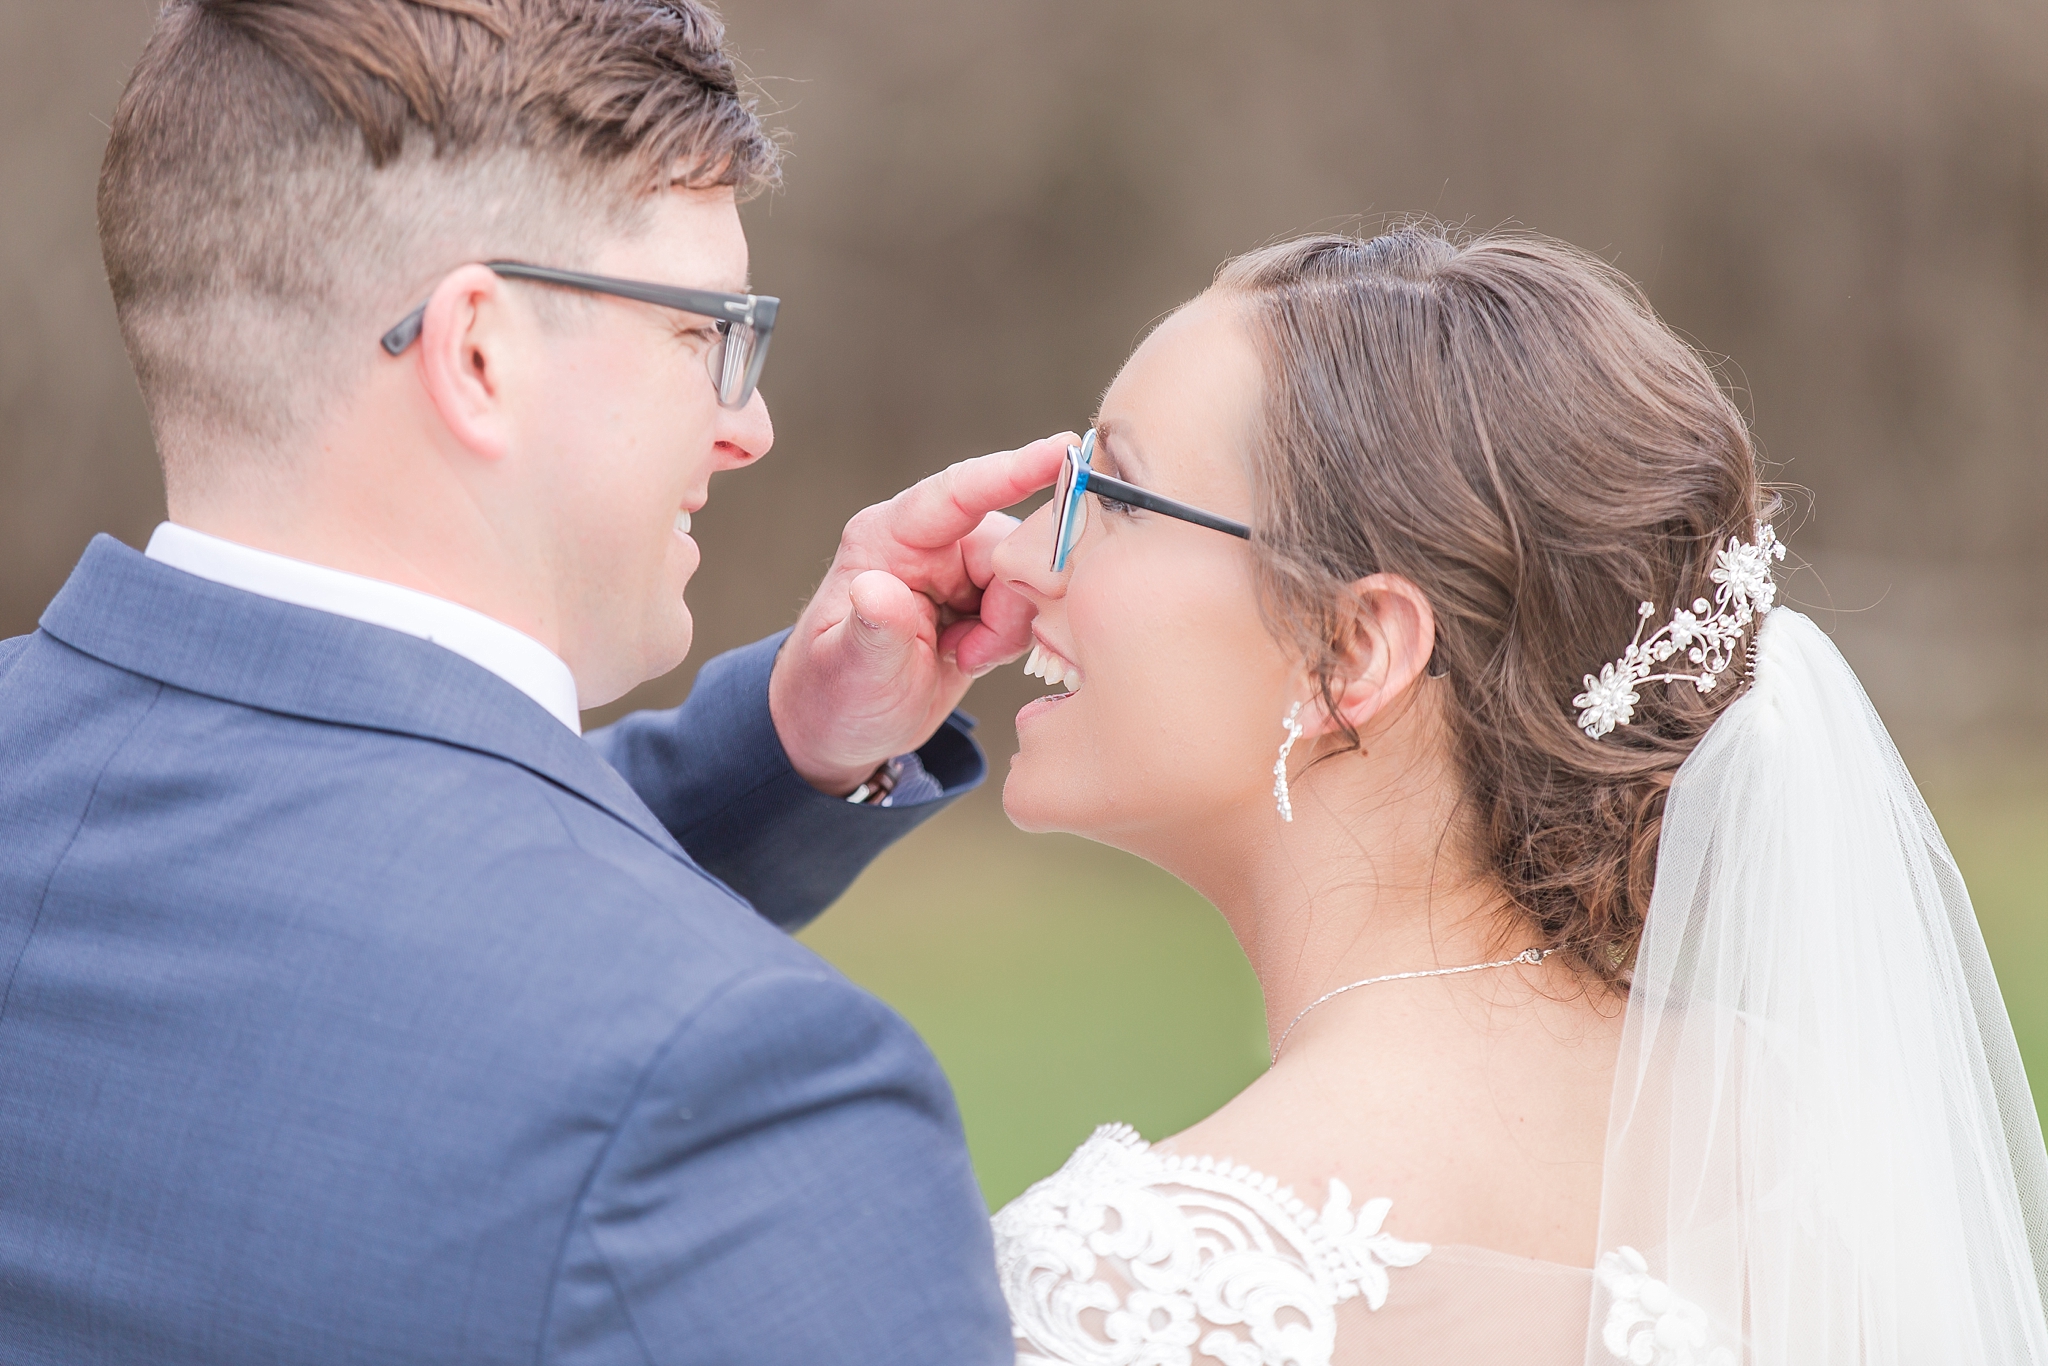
[1573,525,1786,739]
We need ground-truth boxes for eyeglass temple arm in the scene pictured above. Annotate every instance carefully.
[485,262,775,330]
[378,262,776,357]
[1083,470,1251,539]
[380,305,429,356]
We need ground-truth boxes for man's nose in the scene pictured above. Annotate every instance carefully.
[990,498,1068,605]
[713,387,774,469]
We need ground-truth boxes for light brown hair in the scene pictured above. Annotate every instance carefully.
[98,0,778,480]
[1216,225,1770,984]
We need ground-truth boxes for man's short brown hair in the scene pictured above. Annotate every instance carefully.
[98,0,779,481]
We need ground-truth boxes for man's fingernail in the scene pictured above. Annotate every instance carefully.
[970,661,998,678]
[855,613,883,632]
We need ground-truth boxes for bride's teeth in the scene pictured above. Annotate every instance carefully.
[1023,641,1083,692]
[674,510,692,535]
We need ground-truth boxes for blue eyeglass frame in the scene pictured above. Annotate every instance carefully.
[1051,428,1252,571]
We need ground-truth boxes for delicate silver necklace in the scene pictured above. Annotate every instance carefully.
[1270,946,1554,1062]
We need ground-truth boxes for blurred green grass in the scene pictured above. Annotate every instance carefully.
[802,787,2047,1210]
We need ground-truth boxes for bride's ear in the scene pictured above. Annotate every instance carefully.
[1309,573,1438,738]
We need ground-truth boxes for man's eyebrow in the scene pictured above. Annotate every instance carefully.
[676,265,749,294]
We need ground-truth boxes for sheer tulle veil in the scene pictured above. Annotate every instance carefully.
[1589,607,2048,1364]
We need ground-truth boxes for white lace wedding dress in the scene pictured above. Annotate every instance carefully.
[994,1123,1607,1366]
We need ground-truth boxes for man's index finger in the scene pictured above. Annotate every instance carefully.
[888,439,1069,551]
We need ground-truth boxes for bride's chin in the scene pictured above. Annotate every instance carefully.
[1000,752,1082,835]
[999,771,1060,834]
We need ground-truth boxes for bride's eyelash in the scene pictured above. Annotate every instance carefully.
[1096,494,1138,518]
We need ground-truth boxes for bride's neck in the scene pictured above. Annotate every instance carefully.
[1180,739,1534,1049]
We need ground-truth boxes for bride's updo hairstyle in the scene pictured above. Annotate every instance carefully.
[1215,225,1769,984]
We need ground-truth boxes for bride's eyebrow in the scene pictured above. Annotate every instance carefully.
[1093,423,1144,484]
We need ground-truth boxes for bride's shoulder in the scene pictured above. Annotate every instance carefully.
[993,1122,1431,1335]
[1148,1014,1616,1266]
[998,1122,1377,1230]
[996,1122,1426,1264]
[993,1124,1601,1366]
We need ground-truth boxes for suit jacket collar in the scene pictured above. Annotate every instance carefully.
[40,535,687,860]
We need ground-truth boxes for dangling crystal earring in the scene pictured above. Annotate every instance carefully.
[1273,701,1306,822]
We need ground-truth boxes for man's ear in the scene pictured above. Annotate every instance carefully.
[413,263,519,463]
[1314,572,1438,738]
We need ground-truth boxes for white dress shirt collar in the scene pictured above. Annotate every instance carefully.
[144,522,582,733]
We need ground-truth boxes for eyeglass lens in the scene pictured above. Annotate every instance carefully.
[1051,428,1096,571]
[711,321,762,408]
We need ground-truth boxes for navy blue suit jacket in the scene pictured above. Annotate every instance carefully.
[0,537,1012,1364]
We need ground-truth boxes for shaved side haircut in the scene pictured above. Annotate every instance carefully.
[97,0,779,488]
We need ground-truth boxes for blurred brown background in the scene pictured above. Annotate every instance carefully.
[5,0,2045,774]
[4,0,2045,1197]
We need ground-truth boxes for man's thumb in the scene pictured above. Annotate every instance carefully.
[841,570,920,668]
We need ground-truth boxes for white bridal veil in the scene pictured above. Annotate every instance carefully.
[1591,607,2048,1364]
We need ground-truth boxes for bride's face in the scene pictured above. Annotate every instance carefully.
[992,293,1299,849]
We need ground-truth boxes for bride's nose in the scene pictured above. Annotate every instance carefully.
[990,498,1069,606]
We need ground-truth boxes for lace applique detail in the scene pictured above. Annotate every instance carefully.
[1595,1247,1733,1366]
[993,1123,1430,1366]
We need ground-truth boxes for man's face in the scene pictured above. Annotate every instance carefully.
[510,185,773,709]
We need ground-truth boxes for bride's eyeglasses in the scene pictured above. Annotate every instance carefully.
[378,261,778,410]
[1051,428,1252,571]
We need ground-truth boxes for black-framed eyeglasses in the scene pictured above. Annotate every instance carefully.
[378,261,779,410]
[1051,428,1251,571]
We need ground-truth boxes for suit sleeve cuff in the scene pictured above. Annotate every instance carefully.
[587,630,985,929]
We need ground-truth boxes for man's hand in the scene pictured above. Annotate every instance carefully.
[768,434,1073,795]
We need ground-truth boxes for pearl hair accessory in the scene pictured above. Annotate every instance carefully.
[1273,701,1306,822]
[1572,525,1786,740]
